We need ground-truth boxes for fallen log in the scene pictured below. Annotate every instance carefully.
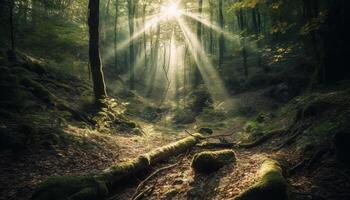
[191,150,236,173]
[234,159,288,200]
[32,135,200,200]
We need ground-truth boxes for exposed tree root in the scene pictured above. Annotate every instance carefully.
[238,129,285,149]
[274,124,310,151]
[195,129,284,150]
[32,135,200,200]
[234,159,288,200]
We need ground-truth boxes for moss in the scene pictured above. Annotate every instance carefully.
[146,134,200,164]
[191,150,236,173]
[234,159,288,200]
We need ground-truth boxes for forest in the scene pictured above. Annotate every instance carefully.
[0,0,350,199]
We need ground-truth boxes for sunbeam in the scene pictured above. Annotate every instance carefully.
[176,17,229,103]
[117,14,165,53]
[181,12,239,42]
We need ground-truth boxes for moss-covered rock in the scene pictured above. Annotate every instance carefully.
[191,150,236,173]
[234,159,288,200]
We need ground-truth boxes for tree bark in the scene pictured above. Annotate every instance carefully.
[88,0,107,102]
[193,0,203,87]
[209,0,214,55]
[218,0,224,70]
[127,0,136,90]
[114,0,119,73]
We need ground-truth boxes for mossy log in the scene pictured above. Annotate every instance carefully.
[234,159,288,200]
[191,150,236,173]
[32,135,200,200]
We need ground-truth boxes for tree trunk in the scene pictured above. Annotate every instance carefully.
[209,0,214,55]
[88,0,107,102]
[322,0,350,83]
[147,22,160,96]
[127,0,136,90]
[142,3,147,70]
[238,8,248,77]
[193,0,203,87]
[7,0,16,61]
[218,0,224,70]
[114,0,119,74]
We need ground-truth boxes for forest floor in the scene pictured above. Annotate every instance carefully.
[1,52,350,200]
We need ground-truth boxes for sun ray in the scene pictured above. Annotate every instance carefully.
[181,12,239,42]
[117,14,165,53]
[176,17,229,103]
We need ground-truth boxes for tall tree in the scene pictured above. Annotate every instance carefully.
[127,0,137,90]
[88,0,107,102]
[194,0,203,87]
[114,0,119,73]
[209,0,214,55]
[8,0,16,61]
[218,0,224,70]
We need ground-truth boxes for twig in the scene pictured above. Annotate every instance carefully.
[132,186,154,200]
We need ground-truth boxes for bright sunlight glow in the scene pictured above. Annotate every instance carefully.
[161,3,182,18]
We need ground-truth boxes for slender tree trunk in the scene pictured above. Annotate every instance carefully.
[209,0,214,55]
[238,8,248,77]
[88,0,107,102]
[218,0,224,70]
[194,0,203,87]
[114,0,119,73]
[7,0,16,61]
[252,7,262,69]
[9,0,15,51]
[142,4,147,70]
[147,22,160,96]
[127,0,136,90]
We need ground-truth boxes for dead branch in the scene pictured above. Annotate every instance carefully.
[132,186,154,200]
